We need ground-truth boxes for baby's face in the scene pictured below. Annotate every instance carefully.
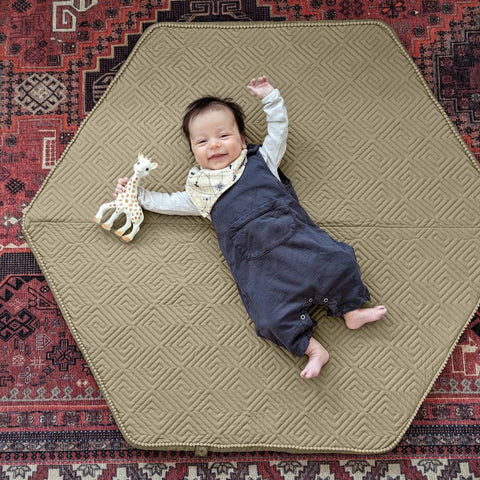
[189,107,246,170]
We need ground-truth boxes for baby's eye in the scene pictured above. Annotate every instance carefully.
[220,134,229,138]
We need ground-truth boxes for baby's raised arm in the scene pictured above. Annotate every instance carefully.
[248,77,288,175]
[247,76,275,100]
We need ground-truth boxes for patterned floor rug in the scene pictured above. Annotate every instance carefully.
[1,0,479,478]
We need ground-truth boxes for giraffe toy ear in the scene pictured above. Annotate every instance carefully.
[150,163,158,170]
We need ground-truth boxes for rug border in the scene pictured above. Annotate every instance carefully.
[22,20,480,455]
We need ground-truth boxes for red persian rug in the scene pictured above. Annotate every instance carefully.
[1,0,480,478]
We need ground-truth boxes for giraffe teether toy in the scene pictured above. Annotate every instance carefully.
[93,154,158,242]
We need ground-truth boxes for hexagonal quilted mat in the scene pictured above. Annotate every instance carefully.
[22,21,480,454]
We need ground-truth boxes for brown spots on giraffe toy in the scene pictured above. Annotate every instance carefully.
[93,154,158,242]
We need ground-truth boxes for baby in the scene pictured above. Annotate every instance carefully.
[115,77,387,379]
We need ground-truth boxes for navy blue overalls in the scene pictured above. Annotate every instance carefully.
[210,145,370,357]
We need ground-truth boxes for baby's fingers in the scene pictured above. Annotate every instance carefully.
[113,177,129,197]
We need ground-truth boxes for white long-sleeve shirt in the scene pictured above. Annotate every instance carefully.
[137,88,288,216]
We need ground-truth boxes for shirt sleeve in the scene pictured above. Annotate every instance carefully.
[137,187,201,216]
[258,88,288,177]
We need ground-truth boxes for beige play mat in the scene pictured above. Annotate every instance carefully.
[23,21,480,454]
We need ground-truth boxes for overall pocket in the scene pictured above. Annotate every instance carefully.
[229,199,296,261]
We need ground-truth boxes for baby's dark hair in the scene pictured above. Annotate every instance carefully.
[182,96,246,141]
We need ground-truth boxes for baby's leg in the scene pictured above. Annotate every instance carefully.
[344,305,387,330]
[300,338,330,379]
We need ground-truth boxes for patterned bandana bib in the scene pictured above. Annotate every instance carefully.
[185,149,248,218]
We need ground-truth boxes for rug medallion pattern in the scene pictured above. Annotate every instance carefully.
[0,0,479,477]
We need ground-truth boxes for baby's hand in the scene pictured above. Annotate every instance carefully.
[113,177,129,198]
[247,76,275,100]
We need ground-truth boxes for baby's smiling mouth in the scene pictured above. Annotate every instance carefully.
[209,153,227,160]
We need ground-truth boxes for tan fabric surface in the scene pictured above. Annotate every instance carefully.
[23,21,480,454]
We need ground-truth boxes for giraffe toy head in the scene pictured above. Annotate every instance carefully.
[134,154,158,178]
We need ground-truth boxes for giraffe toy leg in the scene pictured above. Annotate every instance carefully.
[93,201,116,223]
[122,216,143,242]
[101,208,122,231]
[115,212,132,236]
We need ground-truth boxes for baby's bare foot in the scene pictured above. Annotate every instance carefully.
[301,338,330,379]
[344,305,387,330]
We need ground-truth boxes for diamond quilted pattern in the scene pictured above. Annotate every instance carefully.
[22,21,480,453]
